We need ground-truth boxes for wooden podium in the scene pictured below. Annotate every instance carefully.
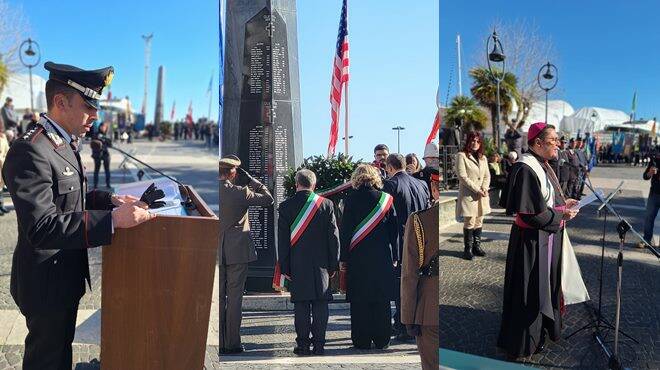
[101,186,219,370]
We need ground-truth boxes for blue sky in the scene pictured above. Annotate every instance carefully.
[16,0,219,124]
[297,0,438,160]
[13,0,439,162]
[440,0,660,122]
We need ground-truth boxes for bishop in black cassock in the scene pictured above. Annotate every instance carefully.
[497,123,579,359]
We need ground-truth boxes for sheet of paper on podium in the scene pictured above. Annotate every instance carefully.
[114,177,187,216]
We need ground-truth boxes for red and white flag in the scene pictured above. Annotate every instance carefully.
[185,101,193,125]
[327,0,349,157]
[170,100,176,121]
[426,110,441,145]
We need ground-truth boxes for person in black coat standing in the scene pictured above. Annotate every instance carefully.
[382,154,430,340]
[277,169,340,356]
[90,121,112,189]
[340,164,398,349]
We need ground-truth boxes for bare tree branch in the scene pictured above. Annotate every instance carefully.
[0,0,31,76]
[471,19,558,129]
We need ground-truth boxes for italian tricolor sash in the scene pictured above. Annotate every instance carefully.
[350,192,394,250]
[290,192,324,246]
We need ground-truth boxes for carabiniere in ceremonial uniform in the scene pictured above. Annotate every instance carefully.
[401,171,440,370]
[1,61,116,370]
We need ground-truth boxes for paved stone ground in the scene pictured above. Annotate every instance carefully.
[440,165,660,369]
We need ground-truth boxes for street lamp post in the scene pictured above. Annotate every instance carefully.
[392,126,405,153]
[486,30,505,150]
[19,38,41,112]
[537,61,558,125]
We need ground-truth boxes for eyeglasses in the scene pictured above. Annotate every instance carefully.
[543,137,560,145]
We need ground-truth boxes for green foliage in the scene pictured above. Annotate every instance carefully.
[444,95,488,131]
[283,153,361,198]
[482,137,500,158]
[0,60,8,97]
[469,66,520,116]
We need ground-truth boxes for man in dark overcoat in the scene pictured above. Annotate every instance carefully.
[277,169,340,356]
[382,153,429,340]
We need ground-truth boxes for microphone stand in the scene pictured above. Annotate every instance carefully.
[565,176,660,370]
[108,145,196,210]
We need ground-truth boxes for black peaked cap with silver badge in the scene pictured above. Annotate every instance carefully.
[44,61,114,110]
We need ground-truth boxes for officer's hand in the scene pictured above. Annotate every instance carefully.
[406,324,421,337]
[649,166,658,176]
[111,194,140,207]
[562,208,579,221]
[111,203,155,229]
[565,198,579,209]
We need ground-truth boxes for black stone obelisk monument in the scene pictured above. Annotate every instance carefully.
[222,0,302,291]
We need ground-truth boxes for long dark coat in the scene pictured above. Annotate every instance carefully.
[382,171,429,270]
[2,117,114,316]
[340,186,398,303]
[497,153,565,357]
[277,190,340,302]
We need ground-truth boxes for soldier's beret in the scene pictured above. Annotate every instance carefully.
[219,155,241,168]
[45,61,114,110]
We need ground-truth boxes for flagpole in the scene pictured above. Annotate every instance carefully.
[344,0,349,157]
[344,82,349,156]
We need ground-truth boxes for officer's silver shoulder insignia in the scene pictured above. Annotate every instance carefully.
[47,132,64,147]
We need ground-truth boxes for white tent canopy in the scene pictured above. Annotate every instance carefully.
[0,72,47,112]
[521,100,574,132]
[560,107,630,135]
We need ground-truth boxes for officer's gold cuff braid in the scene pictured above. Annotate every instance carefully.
[413,213,424,269]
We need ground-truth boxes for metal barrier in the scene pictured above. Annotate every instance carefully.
[440,145,460,190]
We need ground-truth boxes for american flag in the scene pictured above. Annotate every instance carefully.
[327,0,349,157]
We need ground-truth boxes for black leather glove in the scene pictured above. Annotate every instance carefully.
[406,324,421,337]
[139,183,166,209]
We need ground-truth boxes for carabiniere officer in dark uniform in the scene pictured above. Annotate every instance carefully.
[1,61,154,370]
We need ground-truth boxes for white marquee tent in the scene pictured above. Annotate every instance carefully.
[0,72,47,112]
[560,107,630,135]
[519,100,574,132]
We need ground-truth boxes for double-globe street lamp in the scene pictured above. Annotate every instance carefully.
[486,30,505,150]
[19,38,41,112]
[537,61,558,125]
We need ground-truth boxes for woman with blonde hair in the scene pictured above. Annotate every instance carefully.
[455,131,491,260]
[339,164,398,349]
[0,115,11,214]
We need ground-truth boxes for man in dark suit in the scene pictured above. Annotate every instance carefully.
[1,61,154,370]
[277,169,340,355]
[218,155,273,354]
[382,154,430,341]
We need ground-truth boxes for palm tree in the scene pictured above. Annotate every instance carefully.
[444,95,488,132]
[0,58,8,99]
[469,67,520,141]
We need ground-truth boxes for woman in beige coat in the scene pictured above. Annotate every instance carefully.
[455,131,490,260]
[0,115,11,215]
